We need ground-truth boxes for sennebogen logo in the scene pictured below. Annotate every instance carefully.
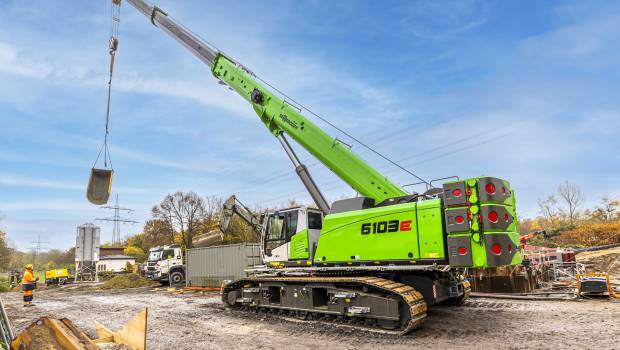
[279,114,298,129]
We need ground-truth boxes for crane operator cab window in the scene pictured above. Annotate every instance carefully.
[262,208,324,263]
[263,209,299,260]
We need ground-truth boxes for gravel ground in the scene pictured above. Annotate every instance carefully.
[2,285,619,350]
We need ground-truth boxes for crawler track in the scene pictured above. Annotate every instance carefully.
[222,276,427,335]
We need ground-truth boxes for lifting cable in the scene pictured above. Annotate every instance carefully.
[93,0,121,170]
[254,74,432,188]
[167,15,431,188]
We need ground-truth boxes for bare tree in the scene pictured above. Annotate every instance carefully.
[595,195,620,222]
[203,196,224,230]
[557,181,585,225]
[152,191,206,249]
[538,195,560,228]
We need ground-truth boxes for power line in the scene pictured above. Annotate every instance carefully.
[208,117,453,198]
[95,194,137,246]
[254,74,430,186]
[228,125,510,204]
[255,132,510,207]
[29,234,49,269]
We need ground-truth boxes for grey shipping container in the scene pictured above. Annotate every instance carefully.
[186,243,261,287]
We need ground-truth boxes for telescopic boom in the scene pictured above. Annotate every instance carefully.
[124,0,408,210]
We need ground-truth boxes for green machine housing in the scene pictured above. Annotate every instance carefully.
[309,176,521,269]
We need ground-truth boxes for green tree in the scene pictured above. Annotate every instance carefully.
[0,230,10,270]
[124,246,146,263]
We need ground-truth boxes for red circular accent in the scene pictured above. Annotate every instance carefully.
[455,216,464,224]
[502,186,507,194]
[504,213,510,221]
[458,247,468,255]
[485,183,496,194]
[508,244,513,253]
[491,243,501,255]
[452,189,462,197]
[488,211,499,223]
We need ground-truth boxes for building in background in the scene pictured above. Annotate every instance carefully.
[100,247,125,257]
[97,255,135,273]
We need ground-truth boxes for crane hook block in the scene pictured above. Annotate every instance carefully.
[109,37,119,53]
[86,168,114,205]
[251,89,263,105]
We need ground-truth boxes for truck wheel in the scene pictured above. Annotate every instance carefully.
[170,271,184,286]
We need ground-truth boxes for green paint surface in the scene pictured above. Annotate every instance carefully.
[315,202,424,263]
[416,199,446,259]
[211,54,406,203]
[289,229,309,260]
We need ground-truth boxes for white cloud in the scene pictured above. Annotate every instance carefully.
[0,173,82,190]
[399,0,488,40]
[0,172,152,194]
[520,15,620,62]
[0,41,52,78]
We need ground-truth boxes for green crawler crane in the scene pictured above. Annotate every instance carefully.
[122,0,522,333]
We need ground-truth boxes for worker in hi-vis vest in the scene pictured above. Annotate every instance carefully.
[22,264,38,307]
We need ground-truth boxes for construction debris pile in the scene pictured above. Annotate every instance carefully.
[101,274,155,290]
[577,246,620,281]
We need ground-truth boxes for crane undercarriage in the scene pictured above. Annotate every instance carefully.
[222,266,470,334]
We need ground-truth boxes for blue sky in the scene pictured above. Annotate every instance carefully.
[1,0,619,250]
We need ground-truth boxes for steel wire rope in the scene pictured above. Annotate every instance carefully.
[94,1,122,169]
[163,11,430,187]
[256,131,510,206]
[220,124,506,201]
[207,117,452,198]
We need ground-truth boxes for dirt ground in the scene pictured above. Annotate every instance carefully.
[2,285,619,350]
[577,246,620,283]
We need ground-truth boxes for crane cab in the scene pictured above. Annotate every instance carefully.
[261,207,323,265]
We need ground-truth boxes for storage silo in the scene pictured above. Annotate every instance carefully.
[75,223,101,282]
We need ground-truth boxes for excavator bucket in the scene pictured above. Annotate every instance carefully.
[87,168,113,205]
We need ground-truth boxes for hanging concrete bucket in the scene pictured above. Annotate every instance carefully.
[87,168,113,205]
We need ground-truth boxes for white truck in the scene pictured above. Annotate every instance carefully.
[145,245,185,285]
[144,196,263,286]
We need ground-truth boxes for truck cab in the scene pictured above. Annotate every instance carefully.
[145,245,185,285]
